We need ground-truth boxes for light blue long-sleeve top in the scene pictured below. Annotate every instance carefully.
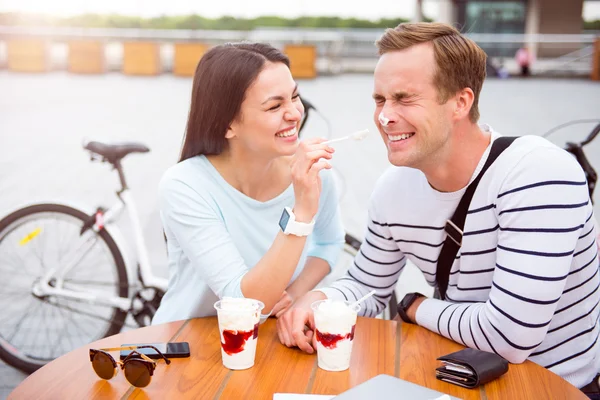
[151,155,345,325]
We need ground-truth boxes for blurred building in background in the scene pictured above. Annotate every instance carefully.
[434,0,584,35]
[0,0,598,78]
[418,0,599,76]
[426,0,590,57]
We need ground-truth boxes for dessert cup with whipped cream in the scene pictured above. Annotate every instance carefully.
[311,299,360,371]
[214,297,264,370]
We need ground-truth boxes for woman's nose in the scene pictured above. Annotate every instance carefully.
[285,105,302,121]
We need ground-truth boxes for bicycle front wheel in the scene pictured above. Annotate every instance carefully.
[0,203,128,374]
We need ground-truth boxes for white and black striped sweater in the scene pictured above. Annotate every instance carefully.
[320,132,600,388]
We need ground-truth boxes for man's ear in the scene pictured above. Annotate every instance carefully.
[453,87,475,120]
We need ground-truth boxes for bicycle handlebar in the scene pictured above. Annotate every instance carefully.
[299,97,315,135]
[581,123,600,147]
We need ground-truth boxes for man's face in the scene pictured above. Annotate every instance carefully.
[373,43,455,169]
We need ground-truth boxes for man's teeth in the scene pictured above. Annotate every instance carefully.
[388,132,415,141]
[276,127,297,138]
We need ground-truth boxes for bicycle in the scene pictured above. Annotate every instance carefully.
[0,142,170,373]
[541,119,599,203]
[0,98,362,374]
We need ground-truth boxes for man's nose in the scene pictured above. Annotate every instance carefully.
[379,108,395,126]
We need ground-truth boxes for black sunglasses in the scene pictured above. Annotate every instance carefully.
[89,345,171,388]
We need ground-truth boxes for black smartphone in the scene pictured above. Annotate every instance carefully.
[119,342,190,360]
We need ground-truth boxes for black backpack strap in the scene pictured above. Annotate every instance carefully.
[436,136,518,300]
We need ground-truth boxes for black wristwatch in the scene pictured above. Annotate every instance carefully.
[397,292,425,324]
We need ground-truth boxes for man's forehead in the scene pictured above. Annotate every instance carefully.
[373,70,426,96]
[374,48,434,93]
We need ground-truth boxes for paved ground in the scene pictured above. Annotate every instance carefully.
[0,72,599,398]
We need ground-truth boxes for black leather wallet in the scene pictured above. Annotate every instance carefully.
[436,348,509,388]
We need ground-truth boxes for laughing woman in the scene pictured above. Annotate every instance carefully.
[152,43,345,325]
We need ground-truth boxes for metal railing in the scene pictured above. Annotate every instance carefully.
[0,25,597,76]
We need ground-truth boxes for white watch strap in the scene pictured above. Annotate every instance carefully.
[283,207,315,236]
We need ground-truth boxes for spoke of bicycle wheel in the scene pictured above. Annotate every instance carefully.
[28,228,47,272]
[69,257,114,279]
[0,248,39,298]
[48,304,70,358]
[41,301,63,358]
[8,300,43,344]
[0,250,23,272]
[73,244,118,282]
[66,254,113,281]
[48,218,71,269]
[14,302,44,352]
[52,302,71,355]
[13,223,45,277]
[54,300,78,353]
[53,296,130,327]
[59,219,82,267]
[57,235,99,278]
[58,297,103,341]
[31,302,50,358]
[65,251,121,292]
[0,292,36,322]
[55,217,66,263]
[0,245,34,277]
[0,270,38,279]
[53,303,82,359]
[45,303,60,359]
[41,301,79,359]
[0,290,33,300]
[0,296,36,329]
[56,217,75,264]
[50,306,65,358]
[67,305,101,340]
[34,220,47,271]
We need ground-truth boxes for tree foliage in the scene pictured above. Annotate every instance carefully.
[0,12,413,29]
[583,19,600,30]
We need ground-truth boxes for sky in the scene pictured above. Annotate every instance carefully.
[0,0,599,20]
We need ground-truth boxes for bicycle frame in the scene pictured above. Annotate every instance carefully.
[31,188,168,313]
[111,189,168,292]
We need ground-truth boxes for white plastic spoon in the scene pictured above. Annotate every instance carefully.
[323,129,369,145]
[350,290,376,308]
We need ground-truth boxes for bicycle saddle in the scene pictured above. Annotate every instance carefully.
[84,140,150,164]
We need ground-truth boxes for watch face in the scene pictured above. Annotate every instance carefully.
[279,208,291,231]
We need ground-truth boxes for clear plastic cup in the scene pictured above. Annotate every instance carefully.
[311,299,360,371]
[214,298,264,370]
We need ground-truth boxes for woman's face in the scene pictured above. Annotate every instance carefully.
[227,62,304,158]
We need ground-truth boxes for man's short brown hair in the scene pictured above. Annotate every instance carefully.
[376,22,487,123]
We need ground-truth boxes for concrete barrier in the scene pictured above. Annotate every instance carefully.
[284,45,317,79]
[173,43,208,77]
[7,39,49,72]
[68,41,105,74]
[122,42,161,76]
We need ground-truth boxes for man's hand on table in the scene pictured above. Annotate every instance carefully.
[276,291,326,354]
[271,290,294,318]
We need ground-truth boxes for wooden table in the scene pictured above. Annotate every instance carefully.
[9,317,587,400]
